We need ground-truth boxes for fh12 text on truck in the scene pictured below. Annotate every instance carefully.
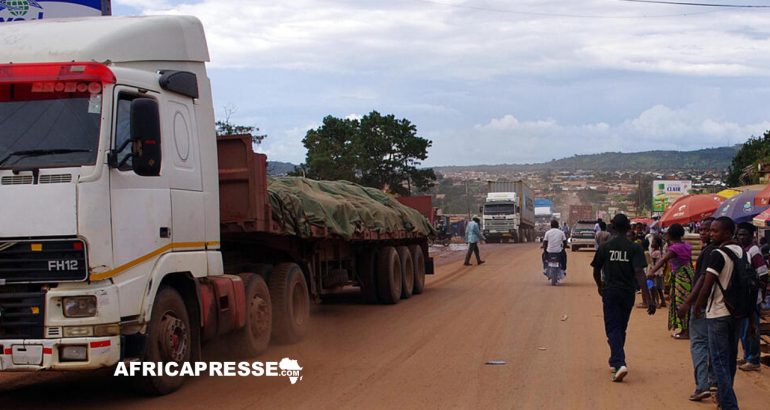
[0,16,434,395]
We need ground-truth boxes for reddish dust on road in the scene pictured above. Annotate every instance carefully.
[2,244,770,409]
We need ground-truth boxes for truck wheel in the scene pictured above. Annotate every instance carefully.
[229,274,272,357]
[397,246,414,299]
[571,246,577,252]
[409,245,426,295]
[377,246,402,304]
[269,263,310,344]
[133,286,191,396]
[357,250,379,304]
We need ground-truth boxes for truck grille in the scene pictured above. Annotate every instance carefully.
[0,239,88,284]
[0,290,45,339]
[484,220,514,231]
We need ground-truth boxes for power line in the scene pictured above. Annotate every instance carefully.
[407,0,724,18]
[621,0,770,7]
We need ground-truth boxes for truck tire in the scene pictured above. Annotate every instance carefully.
[397,246,414,299]
[571,245,578,252]
[228,274,272,357]
[269,263,310,344]
[409,245,426,295]
[133,286,191,396]
[357,250,379,304]
[377,246,402,304]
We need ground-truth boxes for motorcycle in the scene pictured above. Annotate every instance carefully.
[543,253,565,286]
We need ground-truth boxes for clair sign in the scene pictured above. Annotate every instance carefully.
[0,0,110,22]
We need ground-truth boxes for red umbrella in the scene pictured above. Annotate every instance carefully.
[659,194,724,227]
[754,184,770,206]
[631,218,653,225]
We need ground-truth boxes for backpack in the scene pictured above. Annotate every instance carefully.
[709,247,760,320]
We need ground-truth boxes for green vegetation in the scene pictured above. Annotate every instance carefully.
[295,111,436,196]
[726,131,770,186]
[436,146,738,173]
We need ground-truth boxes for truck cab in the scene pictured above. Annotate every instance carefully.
[0,16,222,382]
[482,192,520,243]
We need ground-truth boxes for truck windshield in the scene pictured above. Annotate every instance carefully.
[0,82,100,169]
[484,203,517,215]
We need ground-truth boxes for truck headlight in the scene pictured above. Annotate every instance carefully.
[59,345,88,361]
[63,296,97,318]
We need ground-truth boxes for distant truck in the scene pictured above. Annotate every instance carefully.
[481,180,535,243]
[534,198,554,241]
[569,205,594,225]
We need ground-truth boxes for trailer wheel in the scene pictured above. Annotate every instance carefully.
[269,263,310,344]
[229,274,272,357]
[357,250,379,304]
[377,246,402,304]
[397,246,414,299]
[133,286,191,396]
[409,245,426,295]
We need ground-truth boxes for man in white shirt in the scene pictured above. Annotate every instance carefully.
[693,216,741,410]
[542,220,567,273]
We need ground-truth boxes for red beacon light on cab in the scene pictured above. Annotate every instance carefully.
[0,62,116,84]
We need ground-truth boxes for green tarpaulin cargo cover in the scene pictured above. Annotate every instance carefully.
[268,177,434,240]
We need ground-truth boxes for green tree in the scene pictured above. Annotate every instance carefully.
[215,105,267,145]
[726,131,770,186]
[300,115,358,181]
[299,111,436,195]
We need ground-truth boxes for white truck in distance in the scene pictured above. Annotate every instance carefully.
[481,180,535,243]
[0,16,433,395]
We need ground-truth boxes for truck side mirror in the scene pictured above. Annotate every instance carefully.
[130,98,162,177]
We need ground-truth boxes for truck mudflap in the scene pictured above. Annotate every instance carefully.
[426,256,435,275]
[0,336,120,371]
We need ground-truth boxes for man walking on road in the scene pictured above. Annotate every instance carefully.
[591,214,656,382]
[464,215,485,266]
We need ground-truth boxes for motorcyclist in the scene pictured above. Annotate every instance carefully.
[542,219,568,274]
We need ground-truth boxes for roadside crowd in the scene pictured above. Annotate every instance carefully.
[591,214,769,410]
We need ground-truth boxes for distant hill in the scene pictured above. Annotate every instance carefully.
[435,146,738,173]
[267,161,297,176]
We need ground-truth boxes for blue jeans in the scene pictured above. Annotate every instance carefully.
[708,316,740,410]
[602,288,635,368]
[739,306,761,365]
[689,311,714,392]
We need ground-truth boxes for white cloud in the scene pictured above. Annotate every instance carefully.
[123,0,770,78]
[427,106,770,166]
[115,1,770,166]
[258,124,316,164]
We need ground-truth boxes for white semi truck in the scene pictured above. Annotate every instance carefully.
[0,16,433,395]
[481,180,535,243]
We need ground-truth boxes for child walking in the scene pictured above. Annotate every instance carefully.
[648,236,666,308]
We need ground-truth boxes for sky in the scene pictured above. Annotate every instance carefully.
[112,0,770,166]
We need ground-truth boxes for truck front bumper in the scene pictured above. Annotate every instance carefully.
[0,336,120,371]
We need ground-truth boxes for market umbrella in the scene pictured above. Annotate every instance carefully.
[631,218,653,226]
[659,194,724,227]
[752,208,770,228]
[712,190,769,224]
[753,184,770,206]
[716,189,741,199]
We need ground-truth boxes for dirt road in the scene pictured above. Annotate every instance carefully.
[3,244,770,409]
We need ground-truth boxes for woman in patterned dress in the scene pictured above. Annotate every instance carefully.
[646,224,693,339]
